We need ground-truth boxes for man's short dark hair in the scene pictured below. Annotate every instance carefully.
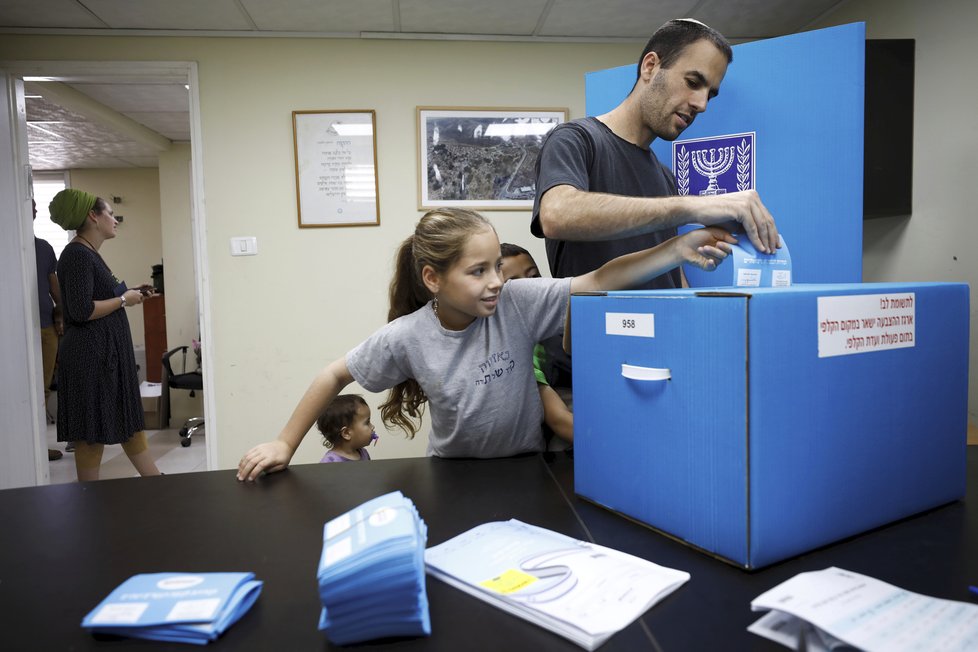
[636,19,733,80]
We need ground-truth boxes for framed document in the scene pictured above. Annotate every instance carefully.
[417,107,567,211]
[292,110,380,228]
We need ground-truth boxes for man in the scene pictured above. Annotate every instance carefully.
[32,200,66,460]
[530,18,779,392]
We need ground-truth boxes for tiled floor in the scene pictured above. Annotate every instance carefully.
[45,420,207,484]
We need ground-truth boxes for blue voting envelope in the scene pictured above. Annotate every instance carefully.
[81,572,262,644]
[317,491,430,645]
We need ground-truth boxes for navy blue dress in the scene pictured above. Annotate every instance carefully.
[56,242,144,444]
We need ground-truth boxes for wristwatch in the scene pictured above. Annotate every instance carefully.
[120,295,127,308]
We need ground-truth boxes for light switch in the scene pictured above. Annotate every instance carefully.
[230,237,257,256]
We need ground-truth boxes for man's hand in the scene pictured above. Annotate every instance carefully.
[237,440,294,482]
[677,226,738,270]
[694,190,778,254]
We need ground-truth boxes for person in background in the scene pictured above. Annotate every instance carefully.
[32,199,65,461]
[499,243,573,445]
[49,189,162,481]
[498,243,540,282]
[318,394,378,463]
[238,207,735,481]
[530,18,779,400]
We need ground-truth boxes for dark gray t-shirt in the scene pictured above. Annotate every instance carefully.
[530,116,682,289]
[346,277,573,458]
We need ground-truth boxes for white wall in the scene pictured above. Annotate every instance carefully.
[158,143,203,423]
[811,0,978,427]
[0,34,637,468]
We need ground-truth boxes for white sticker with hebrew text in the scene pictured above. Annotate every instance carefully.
[817,293,915,358]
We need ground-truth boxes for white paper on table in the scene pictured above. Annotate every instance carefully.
[425,520,689,650]
[749,567,978,652]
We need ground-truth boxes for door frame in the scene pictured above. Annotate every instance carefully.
[0,60,216,486]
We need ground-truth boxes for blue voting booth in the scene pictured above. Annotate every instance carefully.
[585,22,865,284]
[572,24,970,568]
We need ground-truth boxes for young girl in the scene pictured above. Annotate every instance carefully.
[238,208,734,481]
[318,394,377,463]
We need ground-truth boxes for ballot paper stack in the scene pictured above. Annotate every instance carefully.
[425,519,691,651]
[317,491,430,645]
[750,567,978,652]
[81,572,263,645]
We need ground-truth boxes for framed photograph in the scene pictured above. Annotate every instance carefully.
[292,110,380,228]
[417,107,567,211]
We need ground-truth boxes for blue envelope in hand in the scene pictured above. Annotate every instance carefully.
[681,224,792,289]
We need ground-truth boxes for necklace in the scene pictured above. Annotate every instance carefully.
[75,234,98,252]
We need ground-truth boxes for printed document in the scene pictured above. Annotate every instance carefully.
[425,519,689,650]
[750,567,978,651]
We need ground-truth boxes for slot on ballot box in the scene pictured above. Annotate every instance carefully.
[570,283,970,569]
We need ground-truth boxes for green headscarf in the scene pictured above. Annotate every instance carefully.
[49,189,98,231]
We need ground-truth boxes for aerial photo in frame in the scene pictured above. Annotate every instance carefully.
[418,107,567,210]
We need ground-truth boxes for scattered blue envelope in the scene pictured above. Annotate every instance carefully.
[317,491,430,645]
[82,572,262,645]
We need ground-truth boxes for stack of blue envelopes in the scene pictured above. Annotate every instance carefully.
[81,572,263,645]
[317,491,430,644]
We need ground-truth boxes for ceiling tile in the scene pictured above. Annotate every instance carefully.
[26,97,87,123]
[540,0,693,38]
[67,83,190,113]
[0,0,108,28]
[695,0,845,39]
[124,112,191,141]
[400,0,551,36]
[240,0,395,33]
[81,0,255,30]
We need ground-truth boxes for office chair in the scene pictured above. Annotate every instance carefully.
[161,345,205,447]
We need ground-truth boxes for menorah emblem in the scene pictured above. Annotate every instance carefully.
[690,146,735,195]
[672,132,754,197]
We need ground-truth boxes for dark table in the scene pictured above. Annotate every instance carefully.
[2,449,975,650]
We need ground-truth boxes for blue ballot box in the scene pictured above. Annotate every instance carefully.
[570,283,970,569]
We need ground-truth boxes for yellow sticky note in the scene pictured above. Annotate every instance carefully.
[478,569,538,595]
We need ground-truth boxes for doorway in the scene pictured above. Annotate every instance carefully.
[0,60,215,487]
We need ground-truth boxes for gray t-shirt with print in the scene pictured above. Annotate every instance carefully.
[346,276,573,458]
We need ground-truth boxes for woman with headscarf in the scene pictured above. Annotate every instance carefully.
[50,189,162,481]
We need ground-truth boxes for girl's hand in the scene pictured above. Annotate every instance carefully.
[237,440,294,481]
[677,227,737,271]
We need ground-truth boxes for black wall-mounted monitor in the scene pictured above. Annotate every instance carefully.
[864,39,915,220]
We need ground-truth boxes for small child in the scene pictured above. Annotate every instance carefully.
[318,394,378,463]
[500,243,573,444]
